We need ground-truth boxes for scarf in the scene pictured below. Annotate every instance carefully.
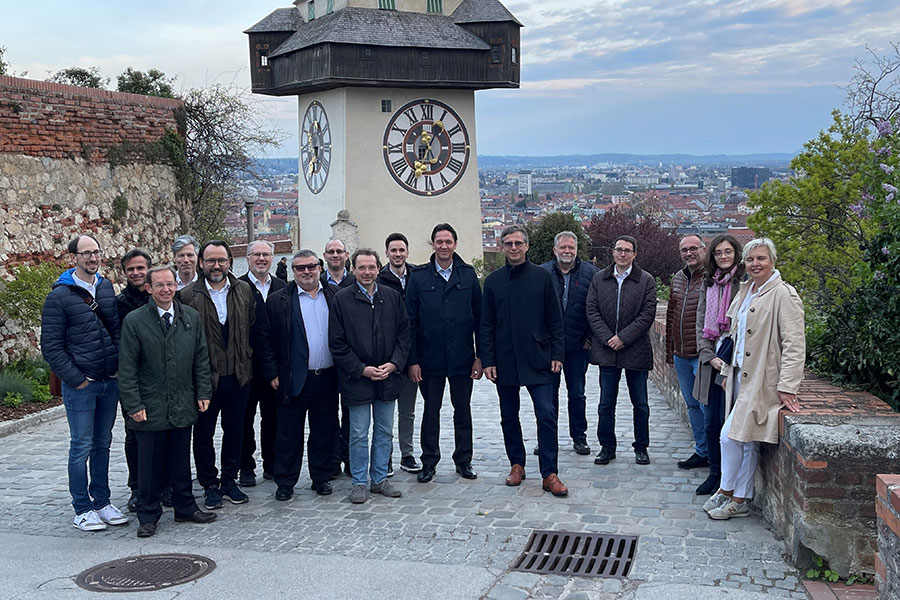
[702,266,736,340]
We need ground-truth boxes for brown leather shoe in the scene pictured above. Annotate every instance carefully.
[505,464,525,486]
[542,473,568,497]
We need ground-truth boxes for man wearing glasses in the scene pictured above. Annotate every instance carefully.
[586,235,658,466]
[238,240,285,487]
[481,226,568,497]
[41,235,130,531]
[665,235,709,471]
[320,239,355,289]
[179,241,264,510]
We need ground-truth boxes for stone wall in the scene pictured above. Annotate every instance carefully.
[875,474,900,599]
[649,305,900,577]
[0,76,188,364]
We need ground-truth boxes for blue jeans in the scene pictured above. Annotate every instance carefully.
[597,367,649,452]
[498,383,558,478]
[348,400,395,486]
[673,355,707,457]
[552,350,589,442]
[61,379,119,514]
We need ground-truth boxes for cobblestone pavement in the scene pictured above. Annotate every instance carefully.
[0,368,807,599]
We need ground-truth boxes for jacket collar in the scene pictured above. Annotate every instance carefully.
[505,260,530,278]
[740,270,783,297]
[601,262,643,281]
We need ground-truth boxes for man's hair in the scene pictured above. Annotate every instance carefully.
[385,232,409,251]
[500,225,529,244]
[431,223,458,242]
[171,234,200,255]
[679,234,705,248]
[351,248,382,269]
[67,234,99,254]
[293,249,319,262]
[324,239,346,252]
[120,248,152,271]
[615,235,637,252]
[553,231,578,247]
[248,239,275,254]
[199,240,232,262]
[146,265,177,286]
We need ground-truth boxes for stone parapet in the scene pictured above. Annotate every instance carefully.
[875,474,900,599]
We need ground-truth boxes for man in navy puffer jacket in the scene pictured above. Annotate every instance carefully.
[41,235,128,532]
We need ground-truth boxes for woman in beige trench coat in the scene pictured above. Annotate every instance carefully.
[704,238,805,520]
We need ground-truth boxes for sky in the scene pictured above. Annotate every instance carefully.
[2,0,899,157]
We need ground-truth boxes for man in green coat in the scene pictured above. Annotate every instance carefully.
[119,266,217,538]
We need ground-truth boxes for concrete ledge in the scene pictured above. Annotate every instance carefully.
[0,404,66,439]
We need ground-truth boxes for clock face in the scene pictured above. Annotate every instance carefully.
[301,100,331,194]
[382,99,470,196]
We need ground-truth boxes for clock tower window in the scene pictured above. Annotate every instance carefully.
[308,0,315,20]
[381,99,392,113]
[378,0,396,9]
[426,0,443,13]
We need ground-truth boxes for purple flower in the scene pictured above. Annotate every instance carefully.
[877,120,893,137]
[882,183,898,194]
[873,270,885,281]
[850,201,865,217]
[877,145,893,156]
[862,191,873,203]
[888,192,896,202]
[882,246,891,256]
[880,163,895,174]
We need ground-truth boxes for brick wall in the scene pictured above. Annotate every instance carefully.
[0,75,182,161]
[649,305,900,577]
[875,475,900,599]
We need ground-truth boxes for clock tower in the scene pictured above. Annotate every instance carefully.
[246,0,521,262]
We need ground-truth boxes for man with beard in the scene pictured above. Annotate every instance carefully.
[172,235,200,291]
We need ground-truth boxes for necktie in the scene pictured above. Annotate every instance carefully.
[163,312,172,331]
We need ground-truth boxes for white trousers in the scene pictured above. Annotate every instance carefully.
[719,373,759,498]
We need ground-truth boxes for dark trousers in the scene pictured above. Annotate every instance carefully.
[134,427,200,524]
[497,383,558,478]
[704,381,726,479]
[552,350,590,442]
[597,367,650,452]
[193,374,249,488]
[274,368,339,488]
[122,408,139,490]
[419,375,474,468]
[240,376,277,476]
[332,400,350,468]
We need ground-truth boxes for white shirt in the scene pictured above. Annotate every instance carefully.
[250,273,272,301]
[436,261,453,282]
[205,278,230,325]
[176,271,198,291]
[72,272,98,298]
[157,305,175,329]
[735,270,779,369]
[390,265,408,290]
[298,283,333,370]
[614,265,632,329]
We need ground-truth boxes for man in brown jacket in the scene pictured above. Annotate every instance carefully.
[665,234,708,470]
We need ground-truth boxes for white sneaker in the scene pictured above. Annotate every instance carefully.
[702,492,730,513]
[96,503,130,525]
[73,510,107,531]
[708,500,751,520]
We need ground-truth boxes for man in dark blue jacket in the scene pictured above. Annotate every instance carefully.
[41,234,130,531]
[406,223,482,483]
[539,231,597,456]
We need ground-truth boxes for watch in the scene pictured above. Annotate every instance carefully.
[301,100,331,194]
[382,98,470,196]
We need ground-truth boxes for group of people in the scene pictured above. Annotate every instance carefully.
[39,221,805,538]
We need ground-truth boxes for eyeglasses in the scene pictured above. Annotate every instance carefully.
[679,246,701,254]
[203,258,230,266]
[292,264,319,272]
[613,247,634,254]
[713,248,735,258]
[249,252,272,258]
[76,250,102,259]
[503,240,526,248]
[151,282,177,289]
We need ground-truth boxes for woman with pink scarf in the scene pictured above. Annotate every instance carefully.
[691,234,744,496]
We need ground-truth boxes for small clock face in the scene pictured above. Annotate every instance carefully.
[382,99,470,196]
[301,100,331,194]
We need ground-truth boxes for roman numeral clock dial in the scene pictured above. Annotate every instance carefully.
[382,99,470,196]
[301,100,331,194]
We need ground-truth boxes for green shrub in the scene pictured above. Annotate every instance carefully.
[32,385,52,403]
[0,370,34,404]
[2,392,24,408]
[0,263,61,327]
[6,356,51,386]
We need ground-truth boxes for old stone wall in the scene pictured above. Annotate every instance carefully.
[0,76,188,364]
[649,305,900,578]
[875,474,900,599]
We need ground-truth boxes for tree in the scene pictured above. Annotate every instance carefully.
[117,68,176,98]
[523,212,590,265]
[49,66,108,88]
[0,46,8,76]
[585,208,682,282]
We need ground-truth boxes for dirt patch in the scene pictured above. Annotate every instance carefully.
[0,398,62,422]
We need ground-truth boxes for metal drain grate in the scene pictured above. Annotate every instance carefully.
[512,531,638,578]
[74,553,216,592]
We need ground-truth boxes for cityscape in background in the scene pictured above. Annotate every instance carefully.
[228,156,790,256]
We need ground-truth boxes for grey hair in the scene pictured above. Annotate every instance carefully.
[248,239,275,254]
[742,237,777,263]
[500,225,529,244]
[293,249,319,262]
[554,231,578,247]
[680,234,706,248]
[171,234,200,255]
[146,264,177,285]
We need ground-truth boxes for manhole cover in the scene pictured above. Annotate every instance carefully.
[512,531,638,578]
[74,553,216,592]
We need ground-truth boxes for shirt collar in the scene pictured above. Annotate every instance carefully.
[298,281,323,298]
[205,277,230,294]
[250,272,270,288]
[156,305,175,318]
[327,269,348,285]
[614,265,632,279]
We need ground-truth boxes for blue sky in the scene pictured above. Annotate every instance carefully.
[3,0,898,157]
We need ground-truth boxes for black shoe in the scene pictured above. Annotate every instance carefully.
[594,448,616,465]
[160,486,173,508]
[239,470,257,487]
[417,465,436,483]
[455,463,477,480]
[696,473,720,496]
[175,510,217,524]
[573,439,592,455]
[220,479,249,504]
[311,481,333,496]
[387,461,395,478]
[204,485,224,510]
[275,486,293,501]
[677,453,709,470]
[635,449,651,465]
[400,456,422,473]
[532,445,539,455]
[127,490,140,513]
[262,471,274,481]
[136,522,157,538]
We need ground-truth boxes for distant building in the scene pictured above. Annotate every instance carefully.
[731,167,771,190]
[518,170,533,196]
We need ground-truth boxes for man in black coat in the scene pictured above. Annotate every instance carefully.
[238,240,285,487]
[329,249,410,504]
[406,223,482,483]
[586,235,658,466]
[481,226,569,497]
[265,250,339,500]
